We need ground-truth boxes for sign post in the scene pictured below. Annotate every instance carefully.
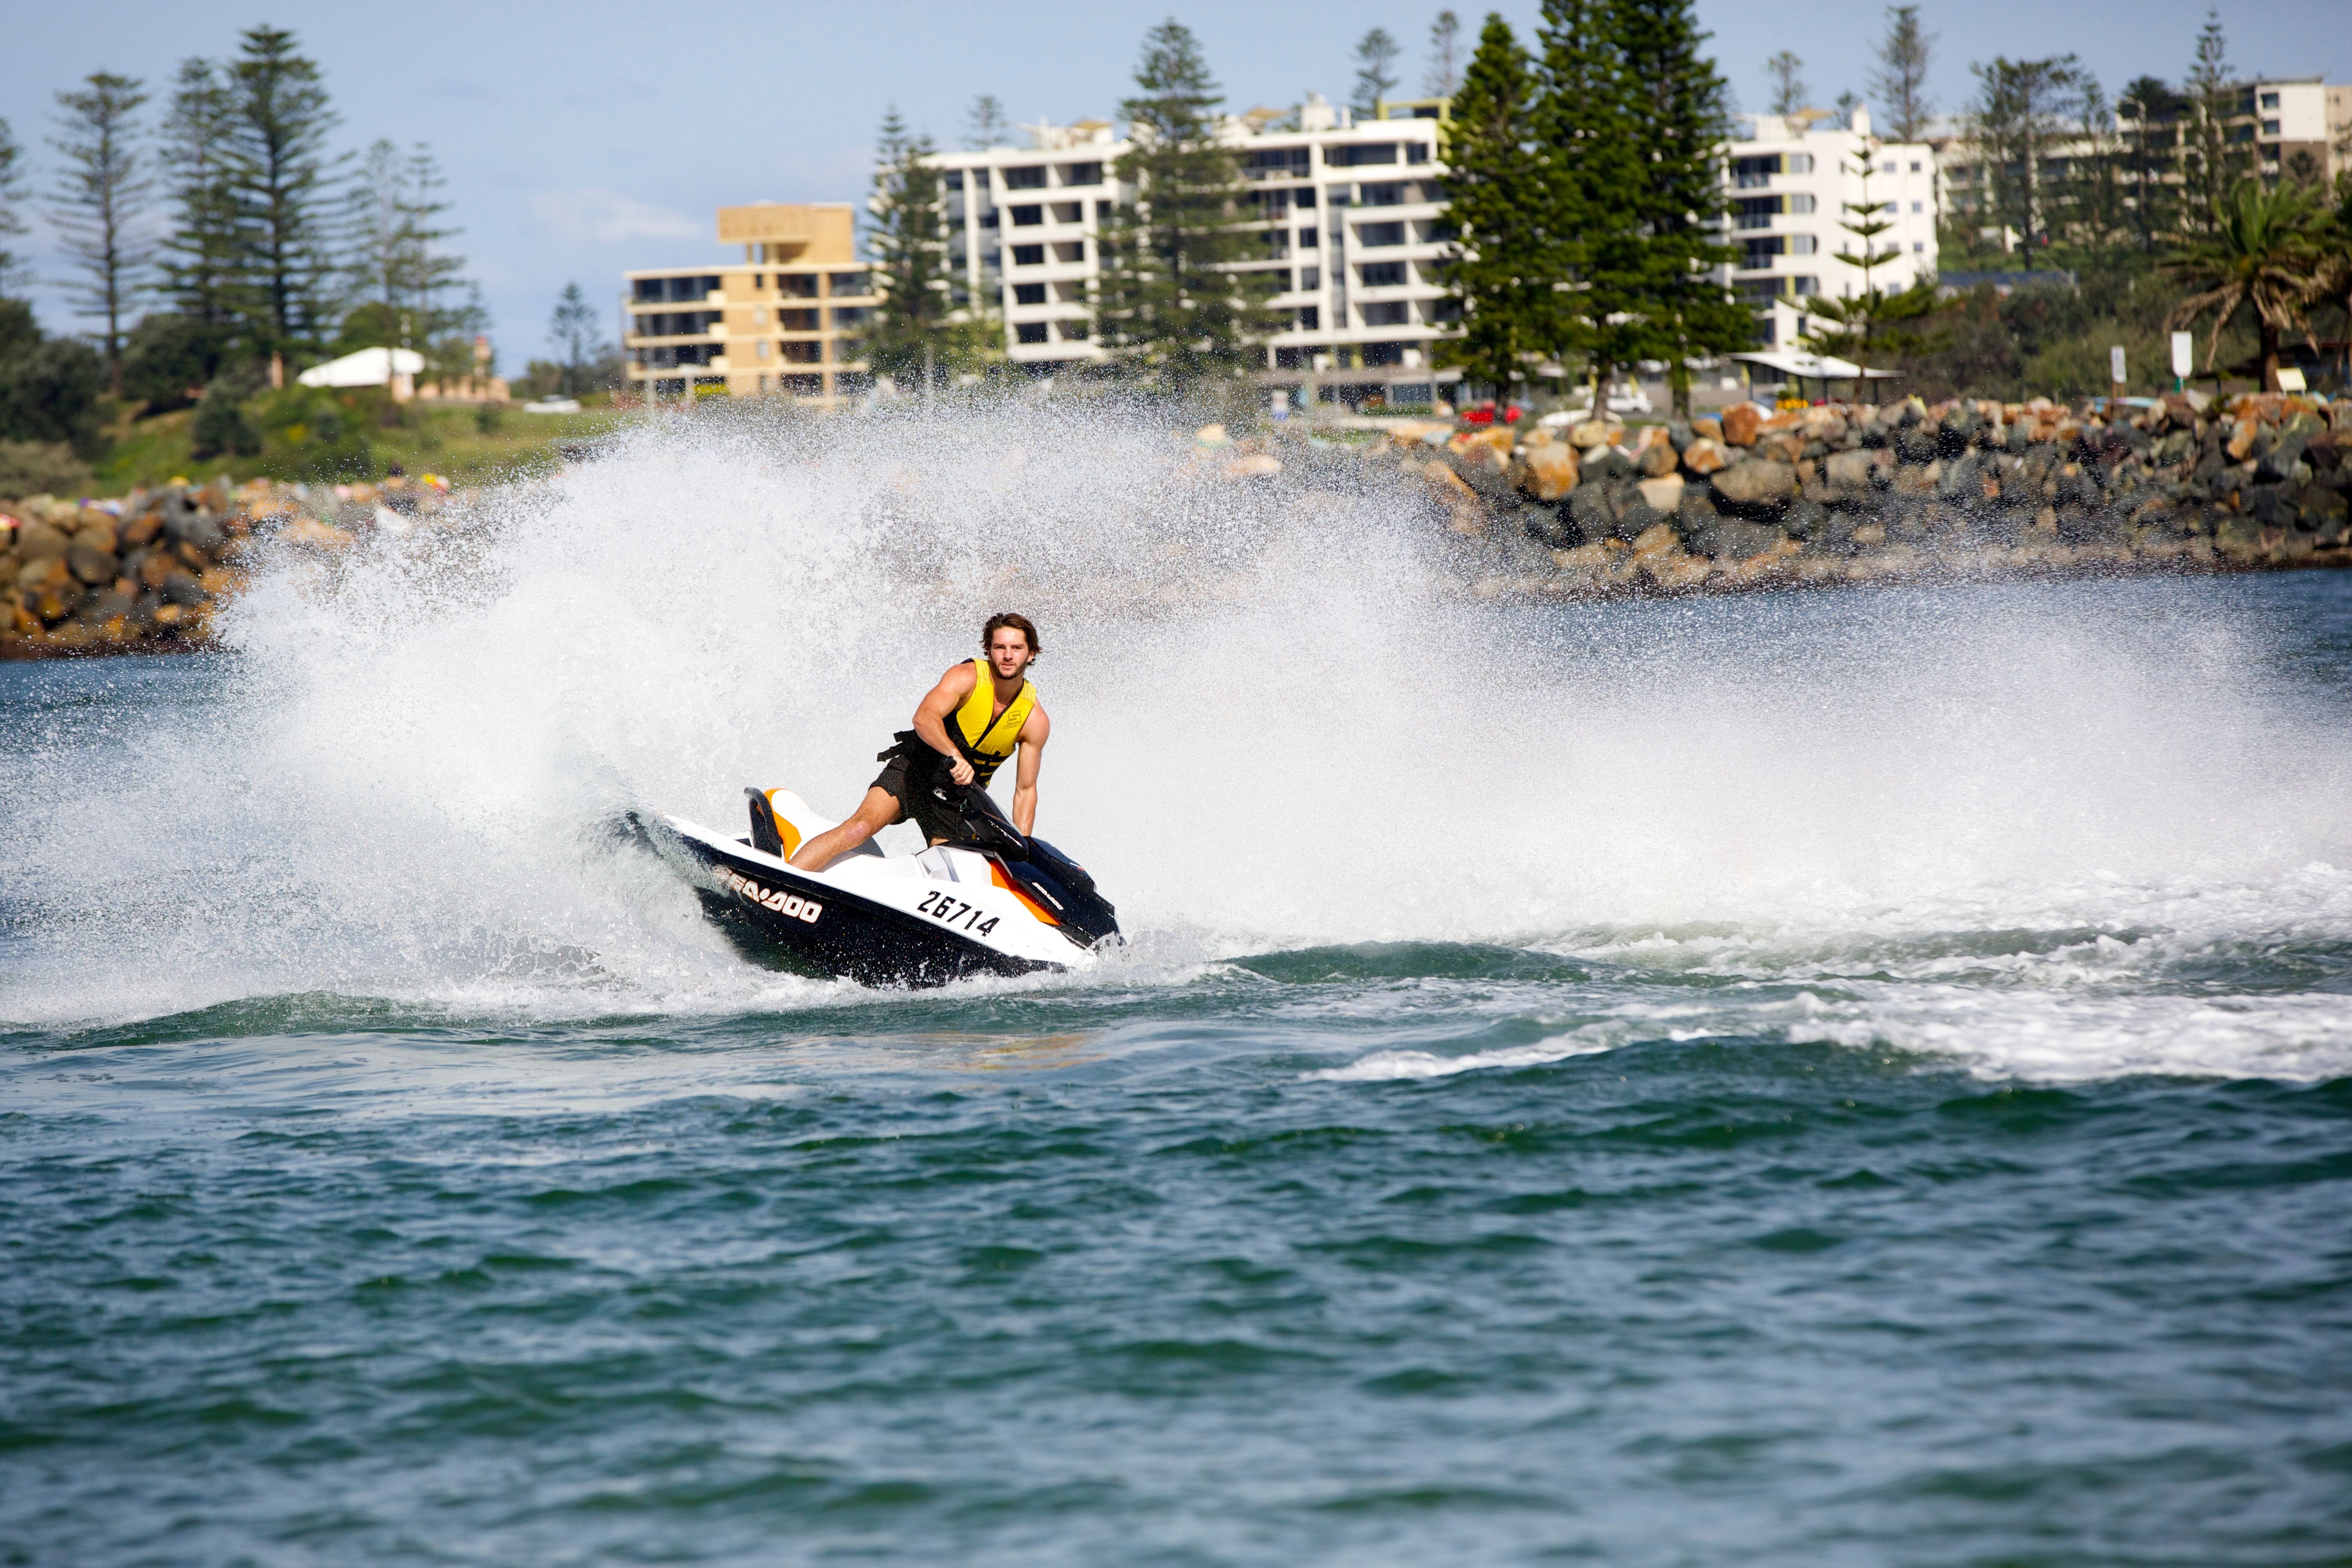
[2110,345,2127,408]
[2171,331,2194,394]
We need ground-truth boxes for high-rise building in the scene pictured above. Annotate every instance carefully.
[621,204,880,404]
[923,94,1463,408]
[1722,108,1940,353]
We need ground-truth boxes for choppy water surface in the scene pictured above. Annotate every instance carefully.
[4,414,2350,1565]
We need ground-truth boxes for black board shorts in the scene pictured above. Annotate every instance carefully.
[871,751,962,844]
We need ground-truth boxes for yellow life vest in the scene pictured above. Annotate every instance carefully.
[948,657,1038,786]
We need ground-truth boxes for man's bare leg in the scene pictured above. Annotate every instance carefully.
[788,787,902,872]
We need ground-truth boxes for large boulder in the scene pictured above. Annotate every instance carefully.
[1824,448,1880,492]
[1689,515,1788,559]
[1518,442,1580,501]
[1712,459,1797,506]
[1721,403,1764,446]
[1680,437,1731,475]
[1636,438,1679,478]
[1569,419,1624,450]
[1636,474,1685,514]
[67,541,119,586]
[16,521,69,561]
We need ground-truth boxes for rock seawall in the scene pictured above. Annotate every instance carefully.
[1385,392,2352,597]
[2,477,453,658]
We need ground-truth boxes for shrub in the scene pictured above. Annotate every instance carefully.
[0,439,96,501]
[250,385,372,478]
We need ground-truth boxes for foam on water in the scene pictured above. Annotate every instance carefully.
[5,403,2350,1080]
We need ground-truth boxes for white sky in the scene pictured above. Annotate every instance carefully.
[6,0,2346,370]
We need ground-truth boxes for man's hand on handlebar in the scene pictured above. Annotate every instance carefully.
[946,755,976,787]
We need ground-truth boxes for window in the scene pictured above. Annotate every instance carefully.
[1010,205,1043,226]
[1742,235,1785,268]
[1012,244,1044,265]
[1013,283,1046,305]
[1788,153,1814,174]
[780,341,820,363]
[756,341,770,359]
[828,272,870,296]
[827,307,868,328]
[1296,187,1316,208]
[1734,195,1782,228]
[1909,160,1922,172]
[1096,200,1116,220]
[1361,301,1410,325]
[1003,165,1047,189]
[1913,241,1924,253]
[1298,226,1318,247]
[1359,261,1406,285]
[1405,142,1430,164]
[1361,182,1404,205]
[1731,154,1780,187]
[1301,267,1320,288]
[1356,221,1407,246]
[2261,118,2281,136]
[1248,146,1311,178]
[1788,194,1815,214]
[1911,200,1923,213]
[2260,91,2281,109]
[944,172,965,190]
[779,309,817,331]
[1361,342,1405,367]
[1015,322,1049,344]
[1793,276,1820,296]
[1328,143,1398,166]
[1789,234,1817,254]
[1425,296,1461,323]
[1296,305,1319,330]
[1060,161,1102,185]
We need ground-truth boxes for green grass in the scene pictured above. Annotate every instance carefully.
[91,401,631,496]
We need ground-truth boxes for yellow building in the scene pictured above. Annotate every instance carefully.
[622,204,880,404]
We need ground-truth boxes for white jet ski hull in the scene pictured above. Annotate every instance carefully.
[639,789,1115,988]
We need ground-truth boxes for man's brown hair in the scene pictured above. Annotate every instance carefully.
[982,611,1041,659]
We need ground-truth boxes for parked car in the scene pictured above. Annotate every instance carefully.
[1604,381,1653,415]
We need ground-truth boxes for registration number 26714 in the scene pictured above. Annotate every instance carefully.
[918,890,999,937]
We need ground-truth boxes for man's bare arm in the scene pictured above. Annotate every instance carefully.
[911,663,980,786]
[1010,706,1049,835]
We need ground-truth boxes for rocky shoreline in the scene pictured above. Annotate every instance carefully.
[1387,392,2352,598]
[2,476,454,659]
[7,392,2350,660]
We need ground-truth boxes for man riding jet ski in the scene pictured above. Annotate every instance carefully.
[642,613,1118,987]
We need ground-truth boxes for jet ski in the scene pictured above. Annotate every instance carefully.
[637,780,1120,987]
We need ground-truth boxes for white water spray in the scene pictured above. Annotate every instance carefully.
[4,405,2349,1078]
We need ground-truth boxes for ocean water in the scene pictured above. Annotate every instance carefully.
[4,411,2350,1565]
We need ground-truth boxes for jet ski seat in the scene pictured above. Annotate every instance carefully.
[744,786,883,863]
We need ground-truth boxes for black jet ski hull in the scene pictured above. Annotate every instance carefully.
[640,815,1058,988]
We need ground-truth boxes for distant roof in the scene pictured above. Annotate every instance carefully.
[1731,350,1900,380]
[297,346,425,388]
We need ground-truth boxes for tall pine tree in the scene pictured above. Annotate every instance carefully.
[1537,0,1645,392]
[48,71,154,397]
[0,117,29,296]
[1092,20,1279,396]
[864,105,958,394]
[155,58,242,354]
[222,26,344,362]
[1615,0,1746,416]
[1435,15,1549,395]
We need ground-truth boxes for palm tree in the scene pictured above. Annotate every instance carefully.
[2162,178,2332,392]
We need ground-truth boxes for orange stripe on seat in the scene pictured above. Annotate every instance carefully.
[991,863,1058,925]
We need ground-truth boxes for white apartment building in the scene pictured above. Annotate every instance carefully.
[1724,107,1939,354]
[923,94,1461,407]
